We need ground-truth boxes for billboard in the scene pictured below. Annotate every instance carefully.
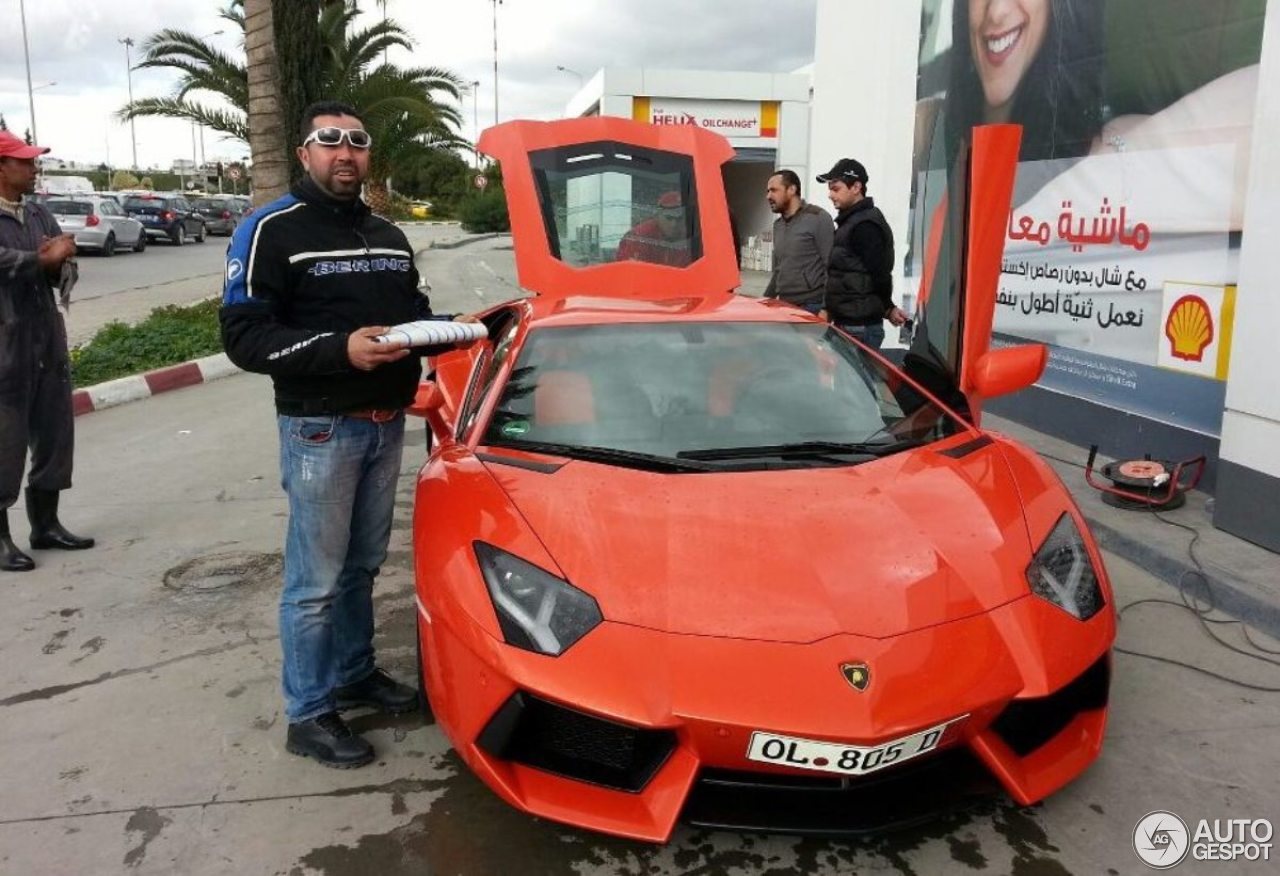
[910,0,1266,435]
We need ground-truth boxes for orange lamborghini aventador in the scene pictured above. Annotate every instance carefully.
[408,118,1115,841]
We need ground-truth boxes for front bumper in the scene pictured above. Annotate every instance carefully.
[420,593,1114,842]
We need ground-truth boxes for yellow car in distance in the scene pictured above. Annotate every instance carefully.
[409,200,433,219]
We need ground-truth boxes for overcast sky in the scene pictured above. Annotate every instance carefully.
[0,0,816,170]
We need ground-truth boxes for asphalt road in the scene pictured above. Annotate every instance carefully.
[70,232,231,303]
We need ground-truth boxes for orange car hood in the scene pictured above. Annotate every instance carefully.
[482,442,1035,642]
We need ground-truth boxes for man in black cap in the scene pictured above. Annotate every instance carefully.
[816,158,907,348]
[0,130,95,572]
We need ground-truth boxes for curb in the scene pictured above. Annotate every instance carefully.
[1085,515,1280,638]
[72,353,241,417]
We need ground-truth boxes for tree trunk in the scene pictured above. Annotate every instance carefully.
[244,0,290,205]
[363,179,393,218]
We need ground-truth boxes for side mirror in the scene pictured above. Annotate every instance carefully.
[406,380,454,444]
[971,344,1047,399]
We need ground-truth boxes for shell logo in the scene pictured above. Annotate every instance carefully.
[1165,295,1215,362]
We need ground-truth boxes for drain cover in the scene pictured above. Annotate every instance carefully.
[163,551,283,592]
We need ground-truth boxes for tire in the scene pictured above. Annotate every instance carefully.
[195,223,206,243]
[101,234,116,257]
[172,225,186,246]
[416,618,433,721]
[133,232,147,253]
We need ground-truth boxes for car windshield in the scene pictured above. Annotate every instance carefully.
[123,198,162,210]
[481,322,962,470]
[193,199,221,210]
[46,200,92,215]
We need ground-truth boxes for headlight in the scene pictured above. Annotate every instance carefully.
[474,542,603,656]
[1025,513,1104,620]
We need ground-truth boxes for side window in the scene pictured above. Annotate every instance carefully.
[459,312,522,439]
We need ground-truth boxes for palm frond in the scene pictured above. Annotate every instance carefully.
[117,98,248,142]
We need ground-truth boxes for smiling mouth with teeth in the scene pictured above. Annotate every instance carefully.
[985,26,1023,57]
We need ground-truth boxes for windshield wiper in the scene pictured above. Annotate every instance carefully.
[488,440,713,473]
[676,439,929,462]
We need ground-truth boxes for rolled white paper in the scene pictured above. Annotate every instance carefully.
[374,320,489,346]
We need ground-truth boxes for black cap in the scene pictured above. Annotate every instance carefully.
[816,158,868,185]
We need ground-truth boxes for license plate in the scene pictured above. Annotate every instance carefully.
[746,717,964,777]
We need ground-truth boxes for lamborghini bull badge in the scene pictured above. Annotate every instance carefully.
[841,663,871,692]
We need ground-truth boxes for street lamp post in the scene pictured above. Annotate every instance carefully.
[469,80,481,166]
[119,37,138,170]
[29,82,57,148]
[491,0,502,125]
[192,30,224,187]
[19,0,38,144]
[556,65,585,86]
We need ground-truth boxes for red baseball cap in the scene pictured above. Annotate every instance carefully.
[657,190,683,209]
[0,130,50,160]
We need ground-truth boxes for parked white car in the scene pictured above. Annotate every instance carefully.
[46,195,147,256]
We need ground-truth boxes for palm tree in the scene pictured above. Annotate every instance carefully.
[120,0,463,211]
[315,2,463,213]
[243,0,289,203]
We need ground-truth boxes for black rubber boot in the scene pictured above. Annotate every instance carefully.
[26,489,95,551]
[286,712,375,768]
[333,668,419,715]
[1,510,36,572]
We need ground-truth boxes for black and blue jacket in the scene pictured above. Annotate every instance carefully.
[220,177,442,415]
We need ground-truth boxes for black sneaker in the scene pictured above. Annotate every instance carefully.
[285,711,374,769]
[333,668,418,715]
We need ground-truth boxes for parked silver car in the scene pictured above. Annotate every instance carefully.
[45,196,147,256]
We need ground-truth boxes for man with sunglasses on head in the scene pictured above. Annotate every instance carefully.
[221,101,471,769]
[816,158,907,348]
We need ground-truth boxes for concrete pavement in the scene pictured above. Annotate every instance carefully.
[2,362,1279,875]
[11,228,1275,874]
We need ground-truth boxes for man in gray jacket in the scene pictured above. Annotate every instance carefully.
[0,131,94,572]
[762,170,833,314]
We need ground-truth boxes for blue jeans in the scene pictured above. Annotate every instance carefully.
[276,413,405,722]
[838,322,886,350]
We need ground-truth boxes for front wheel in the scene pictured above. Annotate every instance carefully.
[195,223,206,243]
[416,619,434,721]
[133,231,147,253]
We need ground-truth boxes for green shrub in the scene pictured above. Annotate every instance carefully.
[458,188,510,233]
[71,298,223,388]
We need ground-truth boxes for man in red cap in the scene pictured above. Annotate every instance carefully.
[0,130,94,572]
[615,190,694,267]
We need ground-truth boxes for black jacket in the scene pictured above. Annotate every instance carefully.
[220,177,442,415]
[825,197,896,325]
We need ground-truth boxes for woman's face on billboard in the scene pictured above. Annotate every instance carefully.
[968,0,1051,119]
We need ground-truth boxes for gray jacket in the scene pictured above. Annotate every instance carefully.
[764,202,834,305]
[1,200,67,385]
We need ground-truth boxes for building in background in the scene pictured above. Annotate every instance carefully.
[809,0,1280,552]
[565,67,812,267]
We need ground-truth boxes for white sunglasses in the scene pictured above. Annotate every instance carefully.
[302,126,373,149]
